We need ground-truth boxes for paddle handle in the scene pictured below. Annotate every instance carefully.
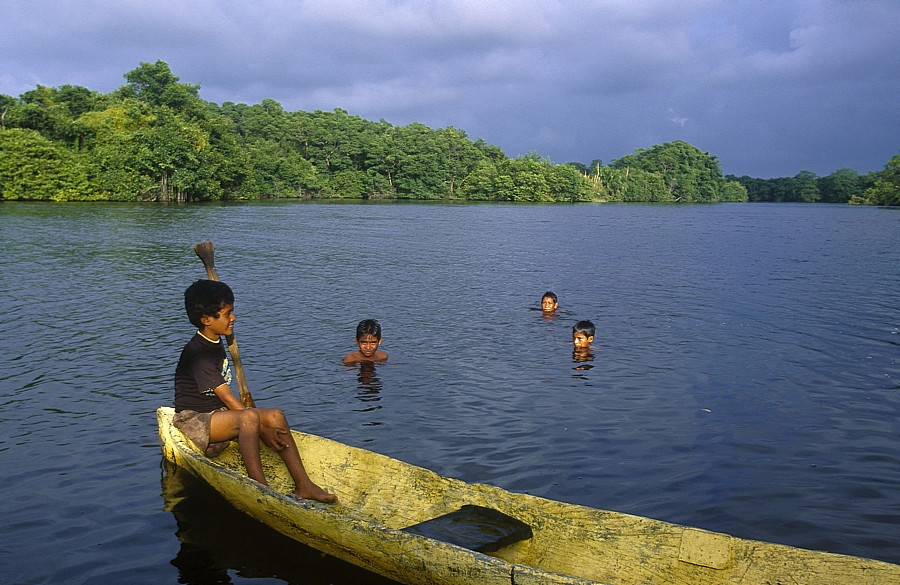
[193,241,256,408]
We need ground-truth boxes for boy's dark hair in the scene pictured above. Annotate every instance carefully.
[573,319,596,337]
[356,319,382,340]
[542,291,558,302]
[184,279,234,329]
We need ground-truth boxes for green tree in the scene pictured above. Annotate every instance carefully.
[435,127,484,199]
[5,85,100,147]
[589,165,624,201]
[243,138,320,198]
[75,99,156,199]
[720,180,748,202]
[852,154,900,206]
[611,140,727,202]
[392,122,450,199]
[591,165,669,202]
[473,138,506,164]
[457,159,498,201]
[565,161,588,173]
[794,171,821,203]
[300,108,372,174]
[362,120,400,198]
[623,167,671,202]
[817,168,864,203]
[0,61,764,204]
[78,95,239,201]
[473,153,594,202]
[549,163,592,202]
[83,62,249,201]
[0,128,98,200]
[324,169,368,199]
[116,60,203,113]
[728,175,801,202]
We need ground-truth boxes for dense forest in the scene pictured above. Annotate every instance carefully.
[727,166,899,206]
[0,61,897,205]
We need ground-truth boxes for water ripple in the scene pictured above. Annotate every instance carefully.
[1,202,898,584]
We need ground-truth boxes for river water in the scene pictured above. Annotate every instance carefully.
[1,201,898,584]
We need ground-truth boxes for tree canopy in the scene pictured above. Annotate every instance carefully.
[850,155,900,206]
[726,166,887,205]
[0,60,890,204]
[608,141,746,203]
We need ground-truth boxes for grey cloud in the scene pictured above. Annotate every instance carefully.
[1,0,897,178]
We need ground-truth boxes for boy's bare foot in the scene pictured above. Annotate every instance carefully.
[293,484,337,503]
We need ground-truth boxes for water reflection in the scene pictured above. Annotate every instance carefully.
[352,362,383,426]
[572,348,594,369]
[161,460,397,585]
[572,349,595,380]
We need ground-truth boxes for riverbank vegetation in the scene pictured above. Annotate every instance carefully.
[0,61,896,205]
[727,161,899,206]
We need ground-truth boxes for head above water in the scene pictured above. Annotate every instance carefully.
[541,291,559,313]
[184,279,234,329]
[572,319,596,349]
[356,319,382,340]
[572,319,596,338]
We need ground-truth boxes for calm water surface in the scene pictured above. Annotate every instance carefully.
[1,201,898,584]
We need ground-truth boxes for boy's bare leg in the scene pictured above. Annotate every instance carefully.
[210,409,268,486]
[257,408,337,503]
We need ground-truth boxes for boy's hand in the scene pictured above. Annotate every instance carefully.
[261,426,290,451]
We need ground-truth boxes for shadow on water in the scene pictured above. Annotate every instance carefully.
[160,459,398,585]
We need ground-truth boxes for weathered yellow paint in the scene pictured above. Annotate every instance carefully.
[678,528,732,569]
[157,407,900,585]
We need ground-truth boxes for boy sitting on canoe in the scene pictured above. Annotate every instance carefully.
[173,279,336,503]
[342,319,389,365]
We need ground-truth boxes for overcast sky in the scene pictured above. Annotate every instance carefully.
[3,1,898,178]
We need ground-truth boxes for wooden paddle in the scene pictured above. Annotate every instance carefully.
[193,241,256,408]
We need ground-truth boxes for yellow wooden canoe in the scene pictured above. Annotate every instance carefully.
[157,406,898,585]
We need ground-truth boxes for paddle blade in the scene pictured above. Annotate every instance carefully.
[193,241,219,281]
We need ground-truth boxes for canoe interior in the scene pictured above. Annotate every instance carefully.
[402,504,534,552]
[157,407,900,585]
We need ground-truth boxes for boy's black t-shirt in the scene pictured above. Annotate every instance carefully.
[174,332,232,412]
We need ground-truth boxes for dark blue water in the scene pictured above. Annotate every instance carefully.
[1,201,898,584]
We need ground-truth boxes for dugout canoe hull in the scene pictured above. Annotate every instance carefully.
[157,406,898,585]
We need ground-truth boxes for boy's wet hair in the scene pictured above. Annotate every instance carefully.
[542,291,558,302]
[356,319,382,340]
[573,319,596,338]
[184,279,234,329]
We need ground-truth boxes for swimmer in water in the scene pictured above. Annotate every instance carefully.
[541,291,559,315]
[572,319,595,365]
[343,319,389,365]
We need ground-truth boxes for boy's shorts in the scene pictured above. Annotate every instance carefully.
[172,407,231,457]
